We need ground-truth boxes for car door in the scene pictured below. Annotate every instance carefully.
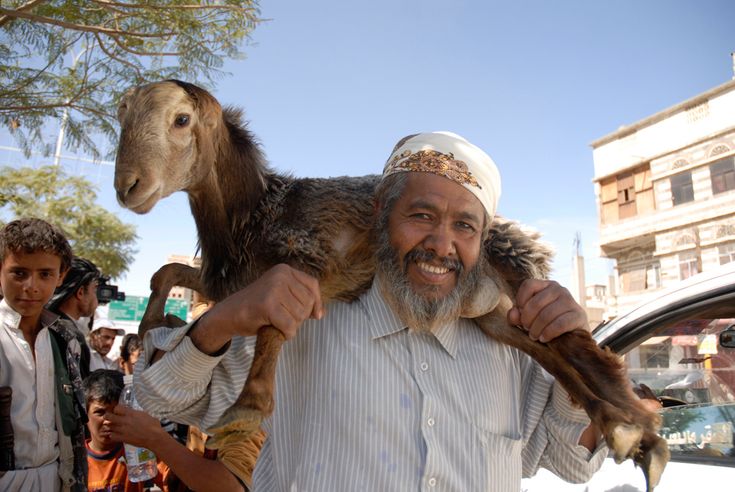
[522,267,735,491]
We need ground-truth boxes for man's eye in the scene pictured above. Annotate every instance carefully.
[456,222,476,232]
[411,213,432,220]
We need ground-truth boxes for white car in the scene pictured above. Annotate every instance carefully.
[522,263,735,491]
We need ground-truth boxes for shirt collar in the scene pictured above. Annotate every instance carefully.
[362,278,461,358]
[0,299,59,333]
[0,299,21,331]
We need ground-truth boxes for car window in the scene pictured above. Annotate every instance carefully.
[626,317,735,463]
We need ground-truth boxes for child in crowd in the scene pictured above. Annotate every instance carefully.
[87,369,247,491]
[0,218,88,491]
[117,334,142,376]
[84,369,170,491]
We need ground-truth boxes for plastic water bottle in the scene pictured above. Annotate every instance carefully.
[119,374,158,482]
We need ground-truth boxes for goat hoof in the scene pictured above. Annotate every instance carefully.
[610,422,643,463]
[637,435,670,492]
[205,406,263,449]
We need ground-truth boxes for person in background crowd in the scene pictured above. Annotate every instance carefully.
[84,369,171,491]
[117,334,142,376]
[47,257,101,379]
[88,317,125,372]
[87,369,247,491]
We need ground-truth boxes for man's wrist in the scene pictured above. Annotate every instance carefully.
[187,313,233,355]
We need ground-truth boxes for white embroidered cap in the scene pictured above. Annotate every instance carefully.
[382,131,501,218]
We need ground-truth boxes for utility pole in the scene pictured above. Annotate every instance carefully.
[571,232,587,309]
[53,46,87,166]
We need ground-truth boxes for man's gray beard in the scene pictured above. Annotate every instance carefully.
[375,230,484,333]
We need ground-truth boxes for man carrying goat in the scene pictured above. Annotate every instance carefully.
[133,131,607,490]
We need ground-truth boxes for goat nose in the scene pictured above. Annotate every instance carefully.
[114,172,140,203]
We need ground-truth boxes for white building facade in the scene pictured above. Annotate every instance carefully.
[592,79,735,315]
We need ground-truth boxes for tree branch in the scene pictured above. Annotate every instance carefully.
[0,32,83,100]
[1,101,112,121]
[0,7,176,38]
[94,32,142,78]
[1,102,73,112]
[0,0,47,28]
[108,33,182,57]
[90,0,258,13]
[69,103,115,119]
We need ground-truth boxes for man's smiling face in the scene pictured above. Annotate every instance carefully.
[386,172,485,300]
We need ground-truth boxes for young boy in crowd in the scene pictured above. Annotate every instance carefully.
[83,369,171,491]
[0,218,88,491]
[86,369,246,492]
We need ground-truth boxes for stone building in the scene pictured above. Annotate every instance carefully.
[592,78,735,315]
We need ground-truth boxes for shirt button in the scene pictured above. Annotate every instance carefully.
[428,477,437,487]
[420,362,429,371]
[427,417,435,427]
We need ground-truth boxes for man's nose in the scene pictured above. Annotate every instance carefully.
[423,223,456,258]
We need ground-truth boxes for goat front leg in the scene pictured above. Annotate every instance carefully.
[206,326,284,449]
[139,262,204,337]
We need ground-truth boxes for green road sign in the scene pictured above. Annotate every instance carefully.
[108,295,189,322]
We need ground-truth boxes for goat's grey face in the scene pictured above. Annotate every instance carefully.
[114,81,203,214]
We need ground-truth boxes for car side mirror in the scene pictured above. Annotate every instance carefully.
[720,326,735,348]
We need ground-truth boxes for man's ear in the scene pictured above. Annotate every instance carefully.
[75,285,87,300]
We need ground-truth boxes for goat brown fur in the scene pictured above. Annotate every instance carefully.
[114,80,669,491]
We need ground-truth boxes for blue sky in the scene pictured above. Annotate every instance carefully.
[3,0,735,297]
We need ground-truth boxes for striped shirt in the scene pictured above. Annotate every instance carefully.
[137,281,607,491]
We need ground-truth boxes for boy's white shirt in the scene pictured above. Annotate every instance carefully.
[0,299,60,489]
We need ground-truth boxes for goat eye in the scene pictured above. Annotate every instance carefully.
[174,114,190,127]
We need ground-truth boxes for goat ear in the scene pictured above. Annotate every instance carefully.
[197,95,222,129]
[117,87,136,123]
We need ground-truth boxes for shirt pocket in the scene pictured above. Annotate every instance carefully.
[475,429,523,490]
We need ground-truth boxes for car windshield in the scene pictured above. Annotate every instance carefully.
[627,317,735,460]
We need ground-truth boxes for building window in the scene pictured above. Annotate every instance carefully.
[646,263,661,289]
[679,251,700,280]
[617,173,636,219]
[710,156,735,195]
[620,262,661,293]
[620,267,645,292]
[719,242,735,265]
[671,171,694,206]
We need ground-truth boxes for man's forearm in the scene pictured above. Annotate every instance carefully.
[149,431,244,492]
